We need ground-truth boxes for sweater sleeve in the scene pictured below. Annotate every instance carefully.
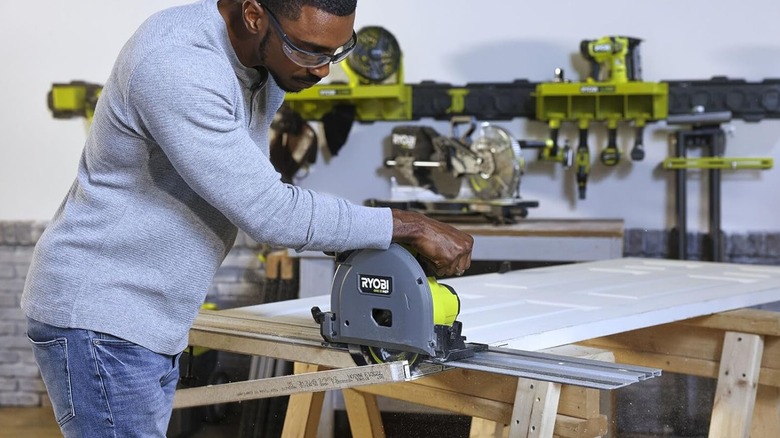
[124,46,392,252]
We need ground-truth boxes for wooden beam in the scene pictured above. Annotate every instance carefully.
[709,332,764,438]
[681,309,780,337]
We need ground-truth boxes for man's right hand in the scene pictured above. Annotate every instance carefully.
[390,209,473,278]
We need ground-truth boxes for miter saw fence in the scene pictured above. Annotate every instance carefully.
[385,118,525,200]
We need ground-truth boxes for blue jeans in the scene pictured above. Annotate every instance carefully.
[26,317,182,437]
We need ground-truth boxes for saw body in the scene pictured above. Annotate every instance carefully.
[312,244,477,367]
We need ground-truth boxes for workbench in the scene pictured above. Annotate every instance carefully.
[294,218,625,298]
[179,257,780,438]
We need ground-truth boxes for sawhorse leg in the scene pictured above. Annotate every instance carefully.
[282,363,326,438]
[709,332,764,438]
[342,388,385,438]
[469,378,561,438]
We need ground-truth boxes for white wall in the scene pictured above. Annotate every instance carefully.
[2,0,779,233]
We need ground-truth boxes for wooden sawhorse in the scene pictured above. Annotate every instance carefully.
[580,308,780,438]
[281,345,614,438]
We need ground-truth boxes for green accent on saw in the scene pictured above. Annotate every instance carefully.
[429,277,459,326]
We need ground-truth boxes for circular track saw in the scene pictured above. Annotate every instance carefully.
[311,244,478,370]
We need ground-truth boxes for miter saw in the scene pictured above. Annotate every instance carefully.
[373,117,538,223]
[311,244,662,388]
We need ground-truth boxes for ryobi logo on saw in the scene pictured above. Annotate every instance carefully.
[359,274,392,295]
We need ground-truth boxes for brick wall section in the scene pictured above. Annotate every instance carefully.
[0,221,270,407]
[623,228,780,265]
[2,223,780,407]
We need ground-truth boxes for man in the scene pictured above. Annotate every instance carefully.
[22,0,473,436]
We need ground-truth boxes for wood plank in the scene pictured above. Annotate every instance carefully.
[355,378,512,423]
[682,309,780,337]
[709,332,764,438]
[580,324,724,362]
[188,328,356,369]
[552,414,608,438]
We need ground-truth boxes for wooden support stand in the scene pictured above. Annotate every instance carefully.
[280,345,612,438]
[580,308,780,438]
[184,304,780,438]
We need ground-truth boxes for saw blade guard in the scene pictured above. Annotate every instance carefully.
[320,244,458,356]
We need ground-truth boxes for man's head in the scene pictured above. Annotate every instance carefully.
[221,0,357,92]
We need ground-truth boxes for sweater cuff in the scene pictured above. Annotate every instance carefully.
[349,206,393,250]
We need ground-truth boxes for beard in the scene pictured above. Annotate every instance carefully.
[258,34,321,93]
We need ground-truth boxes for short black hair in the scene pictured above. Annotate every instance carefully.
[254,0,357,21]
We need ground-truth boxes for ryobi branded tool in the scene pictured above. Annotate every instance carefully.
[311,244,661,388]
[374,118,538,223]
[534,35,668,198]
[384,117,525,200]
[312,244,476,368]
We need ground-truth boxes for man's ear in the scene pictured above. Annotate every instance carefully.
[242,0,266,34]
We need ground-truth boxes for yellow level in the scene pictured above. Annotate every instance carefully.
[662,157,774,170]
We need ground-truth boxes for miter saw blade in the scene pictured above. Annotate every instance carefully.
[467,124,524,200]
[346,26,401,83]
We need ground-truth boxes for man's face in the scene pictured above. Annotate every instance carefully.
[254,3,356,93]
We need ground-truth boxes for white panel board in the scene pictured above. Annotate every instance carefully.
[228,258,780,351]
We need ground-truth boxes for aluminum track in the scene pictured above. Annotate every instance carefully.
[433,345,661,390]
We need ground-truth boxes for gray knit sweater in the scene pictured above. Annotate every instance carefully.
[22,0,392,355]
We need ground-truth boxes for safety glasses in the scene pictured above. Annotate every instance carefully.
[261,2,357,68]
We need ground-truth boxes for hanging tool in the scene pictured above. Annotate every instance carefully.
[268,108,318,183]
[580,36,643,83]
[630,119,646,161]
[537,119,573,167]
[664,110,773,262]
[575,118,591,199]
[345,26,402,84]
[600,119,621,166]
[48,81,103,123]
